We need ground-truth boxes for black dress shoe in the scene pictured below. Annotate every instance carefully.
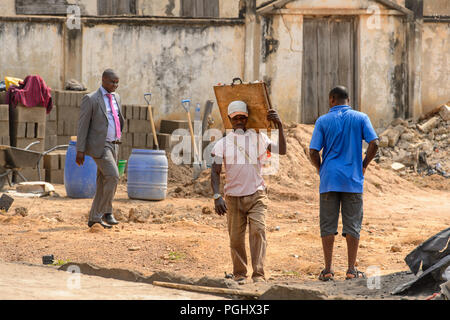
[103,213,118,225]
[87,220,112,229]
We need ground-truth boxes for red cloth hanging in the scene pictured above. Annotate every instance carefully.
[6,75,53,114]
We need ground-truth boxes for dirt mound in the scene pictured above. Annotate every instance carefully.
[167,124,427,201]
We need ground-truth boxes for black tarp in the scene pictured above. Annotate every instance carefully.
[392,228,450,295]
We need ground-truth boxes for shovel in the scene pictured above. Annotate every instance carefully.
[144,93,159,150]
[181,99,203,180]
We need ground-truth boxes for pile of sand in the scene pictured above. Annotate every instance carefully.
[166,124,437,201]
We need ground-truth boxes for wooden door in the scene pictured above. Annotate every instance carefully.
[301,17,358,124]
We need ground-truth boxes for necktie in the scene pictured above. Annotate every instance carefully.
[106,93,121,140]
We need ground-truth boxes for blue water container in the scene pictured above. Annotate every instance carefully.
[127,149,168,200]
[64,141,97,198]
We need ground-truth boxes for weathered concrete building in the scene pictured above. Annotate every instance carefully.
[0,0,448,129]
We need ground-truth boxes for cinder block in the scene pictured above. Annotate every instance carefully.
[36,123,46,138]
[132,105,141,120]
[159,120,192,134]
[69,91,85,108]
[146,133,155,149]
[57,122,64,135]
[57,106,80,123]
[125,104,133,120]
[51,89,61,106]
[45,169,64,184]
[0,121,9,136]
[57,135,71,146]
[26,122,36,138]
[14,122,27,138]
[59,152,66,168]
[157,133,173,151]
[1,136,10,145]
[0,104,9,121]
[48,105,57,121]
[128,119,151,133]
[13,105,46,123]
[45,135,57,150]
[45,121,57,136]
[64,120,77,136]
[63,91,72,107]
[125,132,133,146]
[139,105,148,120]
[0,91,6,104]
[133,133,147,148]
[44,153,60,170]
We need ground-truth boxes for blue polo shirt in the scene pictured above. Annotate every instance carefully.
[309,105,378,194]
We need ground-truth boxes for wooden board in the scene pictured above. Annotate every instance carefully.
[213,80,275,130]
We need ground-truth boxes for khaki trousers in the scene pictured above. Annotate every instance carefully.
[88,142,119,223]
[225,190,268,279]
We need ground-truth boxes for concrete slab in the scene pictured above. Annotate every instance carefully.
[0,261,227,300]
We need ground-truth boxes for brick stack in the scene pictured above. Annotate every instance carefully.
[10,105,47,181]
[45,103,57,150]
[12,105,46,152]
[119,104,154,161]
[0,104,9,145]
[52,90,85,146]
[43,150,66,184]
[158,119,192,151]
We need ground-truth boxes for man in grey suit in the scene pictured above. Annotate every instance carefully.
[76,69,124,229]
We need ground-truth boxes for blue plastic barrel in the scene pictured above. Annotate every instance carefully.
[64,141,97,198]
[127,149,168,200]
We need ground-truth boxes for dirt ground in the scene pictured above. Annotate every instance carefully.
[0,124,448,299]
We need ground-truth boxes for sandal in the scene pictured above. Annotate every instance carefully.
[345,268,366,280]
[318,269,334,281]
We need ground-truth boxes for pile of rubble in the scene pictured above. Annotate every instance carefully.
[376,103,449,178]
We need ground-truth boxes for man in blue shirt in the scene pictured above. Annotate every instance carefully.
[309,86,379,281]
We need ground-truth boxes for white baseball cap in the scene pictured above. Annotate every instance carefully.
[228,100,248,118]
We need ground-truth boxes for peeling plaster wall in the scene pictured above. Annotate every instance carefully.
[424,0,450,16]
[285,0,373,10]
[0,22,64,89]
[359,14,406,128]
[137,0,180,16]
[136,0,240,18]
[69,0,98,16]
[0,0,16,16]
[259,14,303,123]
[81,23,245,125]
[421,22,450,112]
[259,0,408,127]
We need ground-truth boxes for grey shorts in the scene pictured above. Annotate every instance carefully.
[319,192,363,239]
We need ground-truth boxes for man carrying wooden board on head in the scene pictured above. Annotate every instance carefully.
[210,100,286,284]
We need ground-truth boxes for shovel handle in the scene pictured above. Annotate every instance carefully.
[148,105,159,150]
[186,111,197,158]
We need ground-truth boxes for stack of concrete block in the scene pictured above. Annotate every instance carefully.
[119,104,153,160]
[0,91,6,105]
[11,105,47,152]
[43,150,66,184]
[0,104,9,145]
[9,105,47,181]
[45,104,57,150]
[52,90,86,146]
[159,119,192,151]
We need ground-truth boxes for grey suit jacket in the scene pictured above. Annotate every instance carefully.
[76,88,125,158]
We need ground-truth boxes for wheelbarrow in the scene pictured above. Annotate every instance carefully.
[0,141,69,191]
